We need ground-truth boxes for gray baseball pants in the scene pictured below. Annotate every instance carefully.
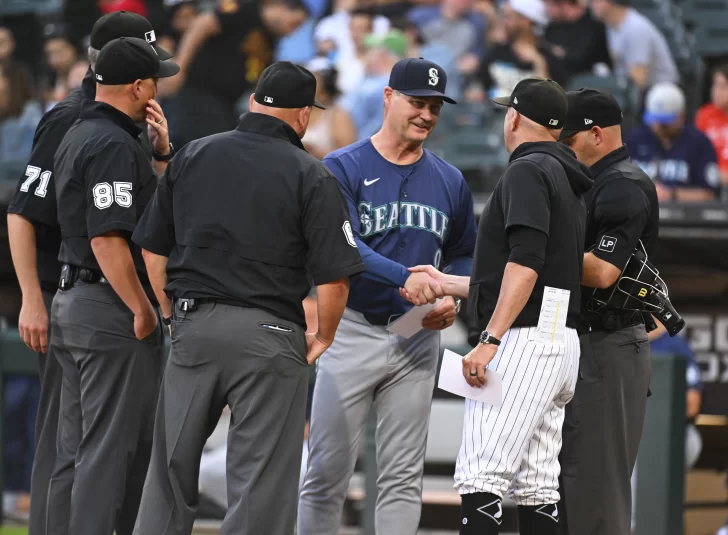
[559,324,652,535]
[133,301,309,535]
[298,307,440,535]
[50,281,164,535]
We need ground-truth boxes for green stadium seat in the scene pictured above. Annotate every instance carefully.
[692,13,728,56]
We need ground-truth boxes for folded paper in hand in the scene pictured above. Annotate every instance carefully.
[386,299,440,339]
[437,349,503,406]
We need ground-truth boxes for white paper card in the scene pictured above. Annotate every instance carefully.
[534,286,571,344]
[437,349,503,406]
[386,300,439,339]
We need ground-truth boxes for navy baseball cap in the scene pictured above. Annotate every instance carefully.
[389,58,457,104]
[559,88,623,140]
[493,77,567,129]
[94,37,180,85]
[90,10,172,60]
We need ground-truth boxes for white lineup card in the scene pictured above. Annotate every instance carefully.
[534,287,571,344]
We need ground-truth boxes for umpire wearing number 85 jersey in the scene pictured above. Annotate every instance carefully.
[130,61,365,535]
[51,37,179,535]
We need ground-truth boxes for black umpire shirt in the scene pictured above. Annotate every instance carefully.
[7,67,153,291]
[581,145,659,326]
[467,142,593,346]
[54,101,158,291]
[132,112,366,327]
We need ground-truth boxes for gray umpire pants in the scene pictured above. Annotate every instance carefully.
[298,307,440,535]
[133,301,309,535]
[50,281,164,535]
[28,289,74,535]
[559,324,652,535]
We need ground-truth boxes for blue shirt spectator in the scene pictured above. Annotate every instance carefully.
[627,82,721,202]
[408,0,487,60]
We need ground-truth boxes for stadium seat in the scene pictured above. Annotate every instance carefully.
[691,13,728,56]
[565,73,637,114]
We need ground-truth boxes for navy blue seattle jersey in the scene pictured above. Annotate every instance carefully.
[324,139,477,317]
[626,124,721,194]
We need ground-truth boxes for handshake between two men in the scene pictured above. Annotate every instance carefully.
[402,265,471,332]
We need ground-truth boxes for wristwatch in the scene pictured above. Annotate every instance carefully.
[478,330,501,346]
[153,142,175,162]
[454,298,462,314]
[162,315,172,326]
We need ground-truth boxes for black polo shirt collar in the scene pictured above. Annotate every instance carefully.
[590,144,630,178]
[81,67,96,101]
[81,101,143,139]
[237,112,304,150]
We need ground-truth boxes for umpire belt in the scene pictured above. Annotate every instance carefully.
[363,313,403,327]
[59,264,108,290]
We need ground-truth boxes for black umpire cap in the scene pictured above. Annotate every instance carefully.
[254,61,326,109]
[558,87,624,140]
[493,77,567,129]
[389,57,457,104]
[94,37,180,85]
[90,10,172,60]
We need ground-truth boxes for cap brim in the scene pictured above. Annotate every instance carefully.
[492,96,511,106]
[157,59,181,79]
[558,128,581,141]
[398,88,457,104]
[154,44,173,61]
[313,99,326,110]
[643,111,679,124]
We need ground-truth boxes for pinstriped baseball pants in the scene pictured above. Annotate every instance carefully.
[454,326,580,505]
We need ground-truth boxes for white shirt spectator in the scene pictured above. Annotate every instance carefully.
[315,11,390,62]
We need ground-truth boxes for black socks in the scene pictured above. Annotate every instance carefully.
[460,492,503,535]
[518,502,561,535]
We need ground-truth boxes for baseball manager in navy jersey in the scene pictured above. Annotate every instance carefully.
[298,58,477,535]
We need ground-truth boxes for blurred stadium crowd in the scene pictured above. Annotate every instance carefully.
[0,0,726,530]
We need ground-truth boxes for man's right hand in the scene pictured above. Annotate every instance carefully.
[18,295,49,353]
[134,306,159,341]
[306,332,332,365]
[403,270,443,305]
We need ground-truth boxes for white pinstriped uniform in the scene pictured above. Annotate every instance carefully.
[454,325,580,505]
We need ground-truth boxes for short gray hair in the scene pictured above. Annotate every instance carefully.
[87,46,100,69]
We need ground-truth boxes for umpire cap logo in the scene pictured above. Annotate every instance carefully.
[343,221,357,247]
[145,30,156,44]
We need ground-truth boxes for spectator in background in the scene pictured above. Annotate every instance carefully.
[0,67,42,163]
[334,9,375,96]
[396,17,461,101]
[158,0,308,147]
[0,27,35,97]
[696,63,728,190]
[407,0,486,78]
[98,0,148,16]
[342,29,406,140]
[627,82,720,202]
[42,25,81,108]
[157,0,200,56]
[314,0,390,60]
[544,0,612,78]
[301,57,357,158]
[474,0,566,101]
[66,59,90,90]
[590,0,677,91]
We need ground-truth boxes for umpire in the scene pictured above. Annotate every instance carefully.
[557,88,658,535]
[131,61,365,535]
[52,38,179,535]
[5,12,169,535]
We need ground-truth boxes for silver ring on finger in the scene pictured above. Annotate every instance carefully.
[441,319,446,326]
[469,371,478,377]
[156,119,163,124]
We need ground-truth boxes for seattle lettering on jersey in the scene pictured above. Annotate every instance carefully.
[358,200,449,240]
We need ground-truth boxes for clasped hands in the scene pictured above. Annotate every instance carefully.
[400,266,456,331]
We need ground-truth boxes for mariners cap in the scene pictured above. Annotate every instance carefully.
[90,10,172,60]
[94,37,180,85]
[558,87,623,140]
[643,82,685,125]
[493,77,567,129]
[253,61,326,110]
[389,57,457,104]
